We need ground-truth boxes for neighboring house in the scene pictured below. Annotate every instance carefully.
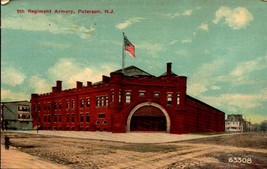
[225,114,252,132]
[31,63,225,134]
[1,101,32,130]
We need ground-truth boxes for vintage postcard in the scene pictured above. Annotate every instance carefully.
[1,0,267,168]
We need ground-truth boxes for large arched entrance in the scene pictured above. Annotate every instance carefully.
[126,102,170,132]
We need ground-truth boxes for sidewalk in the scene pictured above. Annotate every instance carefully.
[1,145,69,169]
[5,130,234,143]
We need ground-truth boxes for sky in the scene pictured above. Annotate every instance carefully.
[1,0,267,124]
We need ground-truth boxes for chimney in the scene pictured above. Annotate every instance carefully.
[56,81,62,92]
[167,62,172,76]
[76,81,83,89]
[87,81,92,87]
[102,75,110,84]
[52,87,57,93]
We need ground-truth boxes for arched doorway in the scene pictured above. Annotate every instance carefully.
[126,102,170,132]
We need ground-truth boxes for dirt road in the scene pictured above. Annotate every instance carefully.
[1,132,267,169]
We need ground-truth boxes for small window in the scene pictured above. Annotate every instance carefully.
[54,114,57,122]
[139,91,145,96]
[105,96,109,106]
[66,100,69,109]
[86,113,90,122]
[176,93,180,105]
[101,97,105,106]
[80,113,84,122]
[96,97,101,107]
[47,103,51,111]
[86,98,90,107]
[125,91,131,103]
[102,121,108,125]
[71,114,75,123]
[59,102,62,109]
[66,114,70,122]
[80,99,84,108]
[119,90,122,103]
[95,121,100,125]
[71,100,75,109]
[111,90,114,103]
[58,115,62,122]
[54,103,57,110]
[167,93,172,105]
[154,92,160,97]
[98,113,106,119]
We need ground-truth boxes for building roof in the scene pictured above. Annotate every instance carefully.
[113,65,155,77]
[159,71,178,77]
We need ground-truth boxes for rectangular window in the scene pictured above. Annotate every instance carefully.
[125,91,131,103]
[54,102,57,110]
[59,102,62,110]
[48,115,50,122]
[66,114,70,122]
[47,103,51,111]
[96,97,101,107]
[44,115,46,122]
[86,113,90,122]
[154,92,160,97]
[119,90,122,103]
[167,93,172,105]
[111,90,114,103]
[101,97,104,106]
[98,113,105,119]
[66,100,69,109]
[71,100,75,109]
[177,93,180,105]
[105,96,108,106]
[54,114,57,122]
[86,98,90,107]
[80,99,84,108]
[80,113,84,122]
[58,115,62,122]
[71,114,75,123]
[139,90,145,96]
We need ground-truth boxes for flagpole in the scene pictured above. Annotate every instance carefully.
[122,32,125,74]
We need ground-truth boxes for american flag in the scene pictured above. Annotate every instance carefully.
[124,34,135,58]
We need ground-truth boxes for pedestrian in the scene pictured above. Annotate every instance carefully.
[4,136,11,150]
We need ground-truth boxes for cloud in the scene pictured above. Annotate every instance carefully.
[201,90,267,114]
[169,40,178,45]
[188,59,225,96]
[210,85,221,90]
[2,15,95,39]
[156,12,180,19]
[115,17,146,30]
[1,89,29,101]
[1,67,25,86]
[183,9,193,16]
[29,76,52,93]
[48,58,115,88]
[218,55,267,84]
[213,6,253,29]
[199,23,209,31]
[182,38,192,43]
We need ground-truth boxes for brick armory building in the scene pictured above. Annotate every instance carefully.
[31,63,225,134]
